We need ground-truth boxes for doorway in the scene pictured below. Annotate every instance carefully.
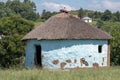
[35,45,42,67]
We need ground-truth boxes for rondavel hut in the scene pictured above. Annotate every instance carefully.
[22,9,112,69]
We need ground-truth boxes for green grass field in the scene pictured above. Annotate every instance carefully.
[0,66,120,80]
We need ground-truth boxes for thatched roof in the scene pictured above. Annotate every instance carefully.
[22,13,111,40]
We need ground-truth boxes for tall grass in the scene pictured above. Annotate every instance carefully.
[0,66,120,80]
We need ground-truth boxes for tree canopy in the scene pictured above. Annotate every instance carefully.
[78,8,85,18]
[101,10,112,21]
[111,25,120,65]
[41,10,57,20]
[0,0,39,21]
[0,15,34,68]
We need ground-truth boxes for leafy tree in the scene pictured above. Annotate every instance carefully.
[110,22,120,65]
[87,12,94,18]
[96,20,103,29]
[93,11,102,19]
[0,0,39,21]
[41,10,57,20]
[0,2,5,8]
[78,8,85,18]
[0,15,34,68]
[113,11,120,21]
[0,2,6,18]
[9,0,39,21]
[8,0,21,14]
[19,2,39,21]
[24,0,30,3]
[101,10,112,21]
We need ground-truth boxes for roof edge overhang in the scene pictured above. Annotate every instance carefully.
[21,38,112,42]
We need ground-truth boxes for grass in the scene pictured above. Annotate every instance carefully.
[0,66,120,80]
[34,21,43,27]
[34,18,45,27]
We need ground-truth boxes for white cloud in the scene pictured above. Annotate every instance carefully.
[89,0,120,12]
[102,0,120,11]
[91,0,101,9]
[42,2,76,12]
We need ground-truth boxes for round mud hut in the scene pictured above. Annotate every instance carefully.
[22,11,111,69]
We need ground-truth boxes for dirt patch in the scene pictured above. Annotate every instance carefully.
[66,59,71,63]
[60,62,66,69]
[80,58,89,66]
[52,60,59,65]
[74,59,77,63]
[93,63,99,68]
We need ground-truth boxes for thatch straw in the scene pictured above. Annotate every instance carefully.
[22,13,111,41]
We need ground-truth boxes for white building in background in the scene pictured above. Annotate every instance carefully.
[82,17,92,23]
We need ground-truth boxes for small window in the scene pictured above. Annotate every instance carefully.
[98,45,102,53]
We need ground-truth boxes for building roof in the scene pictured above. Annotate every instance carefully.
[22,13,111,41]
[82,17,92,20]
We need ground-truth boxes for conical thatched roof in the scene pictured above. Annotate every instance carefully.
[22,13,111,41]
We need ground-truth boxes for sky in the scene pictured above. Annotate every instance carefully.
[1,0,120,13]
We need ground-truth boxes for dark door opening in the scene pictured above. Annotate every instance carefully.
[35,45,42,67]
[98,45,102,53]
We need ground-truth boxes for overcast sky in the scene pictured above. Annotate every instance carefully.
[1,0,120,13]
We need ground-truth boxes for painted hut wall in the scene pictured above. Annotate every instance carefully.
[25,40,108,69]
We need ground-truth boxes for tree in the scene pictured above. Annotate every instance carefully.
[24,0,30,3]
[101,10,112,21]
[0,2,5,8]
[0,0,39,21]
[93,11,102,19]
[110,23,120,65]
[113,11,120,21]
[78,8,85,18]
[0,15,34,68]
[9,0,39,21]
[41,10,57,20]
[96,20,104,29]
[0,2,6,18]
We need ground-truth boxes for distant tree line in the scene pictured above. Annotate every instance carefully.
[41,8,120,22]
[41,10,57,20]
[78,8,120,22]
